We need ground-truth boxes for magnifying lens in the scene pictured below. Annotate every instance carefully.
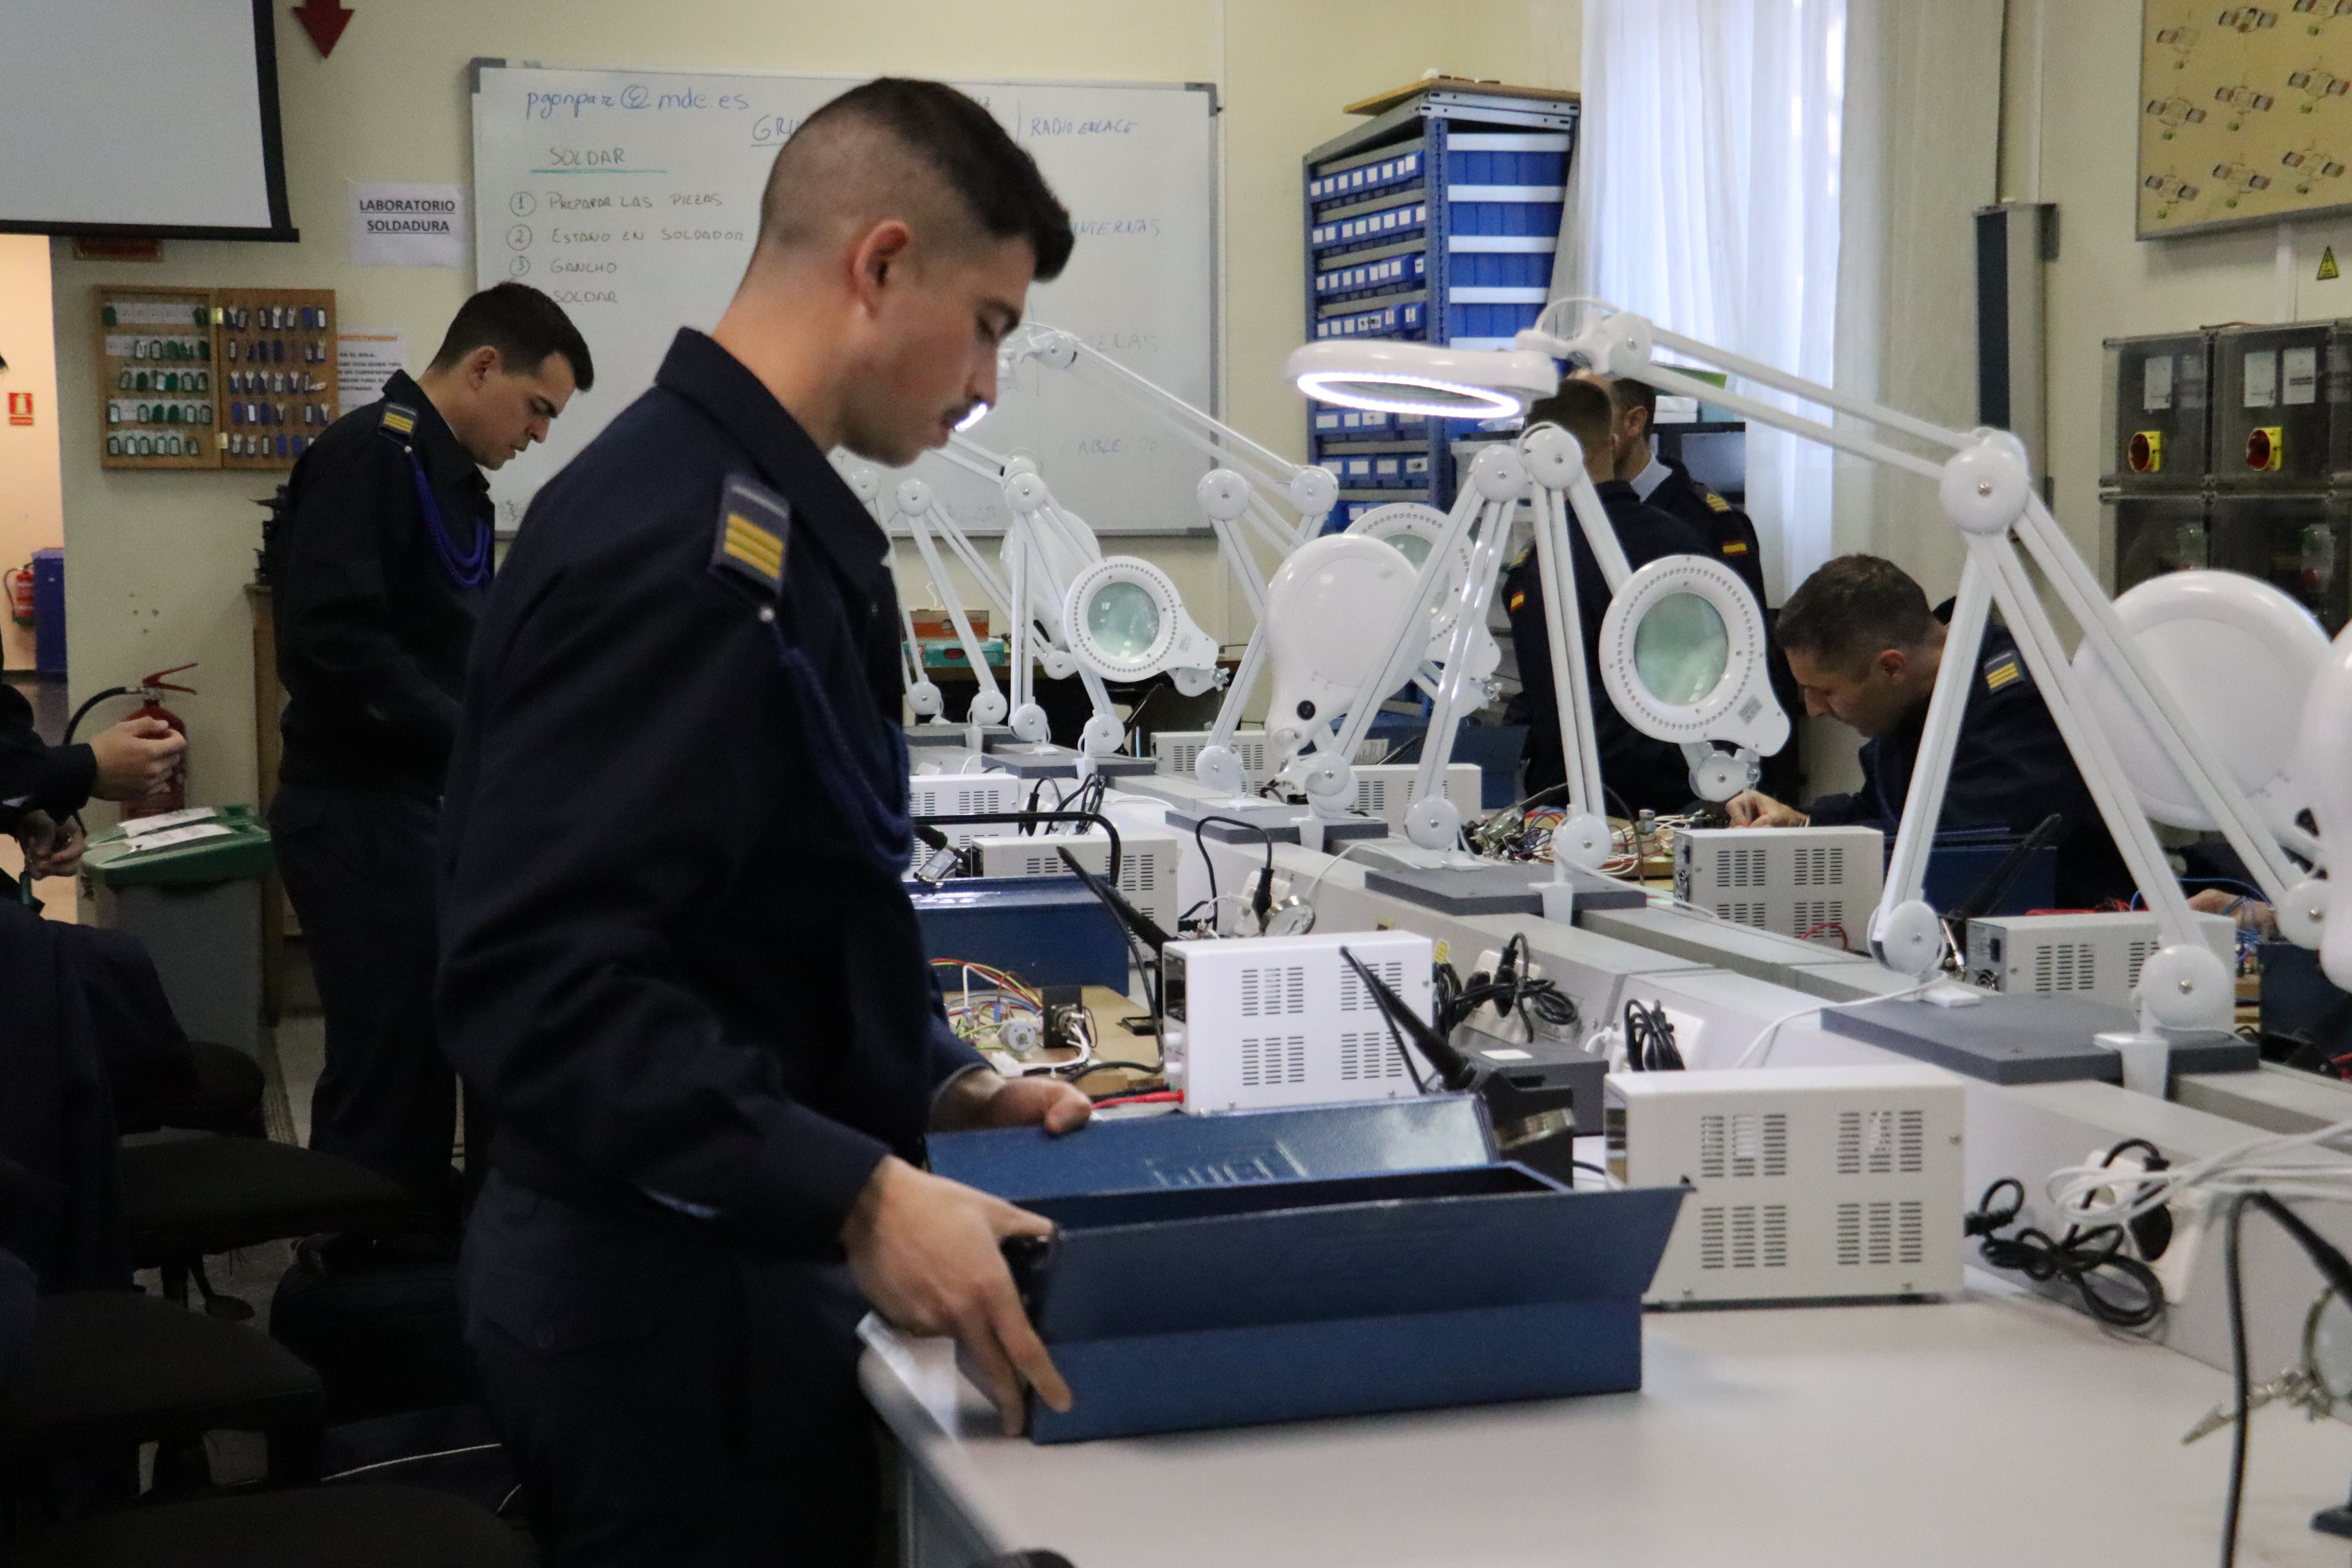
[1595,554,1788,755]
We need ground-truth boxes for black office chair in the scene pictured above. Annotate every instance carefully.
[15,1484,533,1567]
[0,1288,326,1494]
[118,1136,412,1319]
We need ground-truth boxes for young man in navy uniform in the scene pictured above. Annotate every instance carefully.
[1504,377,1710,813]
[269,283,590,1216]
[1726,554,2134,908]
[437,80,1089,1565]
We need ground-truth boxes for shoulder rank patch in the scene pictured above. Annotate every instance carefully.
[711,474,790,592]
[1704,490,1732,513]
[1982,652,2025,693]
[1721,539,1749,555]
[379,402,417,438]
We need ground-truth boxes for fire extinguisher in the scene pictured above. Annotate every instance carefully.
[119,664,196,821]
[4,563,31,627]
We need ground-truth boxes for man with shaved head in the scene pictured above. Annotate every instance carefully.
[438,79,1085,1564]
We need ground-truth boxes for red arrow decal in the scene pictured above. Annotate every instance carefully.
[292,0,353,58]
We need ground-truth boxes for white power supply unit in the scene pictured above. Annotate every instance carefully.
[1160,929,1434,1113]
[1351,764,1483,830]
[1963,909,2237,1011]
[1606,1065,1964,1306]
[968,828,1181,933]
[1671,825,1884,948]
[908,770,1027,842]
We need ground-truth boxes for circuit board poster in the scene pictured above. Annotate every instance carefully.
[2141,3,2352,237]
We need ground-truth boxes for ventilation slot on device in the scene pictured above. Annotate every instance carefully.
[1835,1200,1920,1267]
[1338,1030,1405,1083]
[2033,940,2095,995]
[1838,1109,1920,1176]
[2128,940,2158,989]
[1792,900,1847,942]
[1791,846,1845,887]
[1698,1204,1789,1270]
[1715,902,1768,928]
[1338,960,1407,1013]
[1240,965,1308,1019]
[1699,1113,1788,1179]
[1240,1034,1308,1088]
[1716,846,1767,889]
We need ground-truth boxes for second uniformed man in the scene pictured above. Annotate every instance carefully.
[438,80,1090,1564]
[270,283,591,1220]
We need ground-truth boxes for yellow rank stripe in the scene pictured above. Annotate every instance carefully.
[1984,658,2022,691]
[722,512,783,580]
[381,410,416,434]
[1704,492,1731,512]
[1722,540,1749,555]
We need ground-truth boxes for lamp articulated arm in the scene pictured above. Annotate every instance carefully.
[1538,306,2289,1031]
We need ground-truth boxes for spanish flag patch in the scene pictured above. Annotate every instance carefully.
[710,474,791,592]
[379,403,417,437]
[1704,491,1731,513]
[1982,653,2024,693]
[1508,590,1526,612]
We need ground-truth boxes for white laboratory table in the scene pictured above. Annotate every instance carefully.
[863,1272,2352,1568]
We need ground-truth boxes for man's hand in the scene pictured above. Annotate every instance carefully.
[15,811,85,880]
[2189,887,2278,938]
[842,1155,1073,1435]
[932,1069,1093,1136]
[1726,790,1808,828]
[86,719,185,802]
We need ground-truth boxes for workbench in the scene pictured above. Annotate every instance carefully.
[865,1271,2352,1567]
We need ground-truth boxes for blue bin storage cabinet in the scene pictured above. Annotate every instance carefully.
[1304,89,1580,525]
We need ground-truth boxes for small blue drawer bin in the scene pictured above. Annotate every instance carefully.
[992,1164,1686,1443]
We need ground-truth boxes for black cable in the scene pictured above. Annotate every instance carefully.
[1623,999,1683,1071]
[1571,1160,1615,1186]
[1059,1058,1164,1080]
[1964,1178,2165,1331]
[1192,814,1276,930]
[1119,684,1159,749]
[2223,1193,2252,1568]
[63,685,135,744]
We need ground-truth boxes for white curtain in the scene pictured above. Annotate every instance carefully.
[1576,0,1848,603]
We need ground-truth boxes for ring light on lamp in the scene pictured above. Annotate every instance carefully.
[1060,557,1220,693]
[1285,339,1557,419]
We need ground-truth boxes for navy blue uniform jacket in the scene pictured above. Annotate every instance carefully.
[1805,617,2134,909]
[270,370,493,800]
[437,330,984,1258]
[1506,479,1709,813]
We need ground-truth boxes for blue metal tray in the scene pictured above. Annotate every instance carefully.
[989,1164,1686,1443]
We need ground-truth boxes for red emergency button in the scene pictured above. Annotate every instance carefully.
[2248,425,2285,471]
[2127,430,2162,472]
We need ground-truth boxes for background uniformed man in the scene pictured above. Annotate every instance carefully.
[1575,368,1806,799]
[437,79,1087,1564]
[1504,377,1710,814]
[268,283,590,1218]
[1726,554,2134,908]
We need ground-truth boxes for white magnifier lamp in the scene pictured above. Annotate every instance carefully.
[2296,623,2352,988]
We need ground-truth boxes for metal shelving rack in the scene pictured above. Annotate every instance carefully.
[1302,85,1580,526]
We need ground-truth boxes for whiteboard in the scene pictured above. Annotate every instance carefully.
[470,63,1217,534]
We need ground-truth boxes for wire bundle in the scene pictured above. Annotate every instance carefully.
[1434,933,1581,1042]
[1965,1176,2165,1332]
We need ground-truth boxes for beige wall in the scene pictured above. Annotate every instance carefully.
[49,0,1579,813]
[0,233,62,674]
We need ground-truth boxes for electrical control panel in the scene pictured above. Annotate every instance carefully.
[1671,825,1884,951]
[2102,329,2212,490]
[1963,910,2237,1013]
[1160,928,1435,1113]
[1606,1065,1965,1306]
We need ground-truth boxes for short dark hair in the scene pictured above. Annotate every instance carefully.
[1777,555,1937,671]
[1606,376,1659,425]
[759,78,1074,281]
[427,283,594,391]
[1523,376,1618,453]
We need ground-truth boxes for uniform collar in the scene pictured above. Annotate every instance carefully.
[1626,452,1670,503]
[653,329,887,585]
[383,370,489,497]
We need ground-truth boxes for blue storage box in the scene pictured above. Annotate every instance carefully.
[931,1094,1496,1202]
[909,876,1128,990]
[992,1165,1686,1443]
[31,548,64,678]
